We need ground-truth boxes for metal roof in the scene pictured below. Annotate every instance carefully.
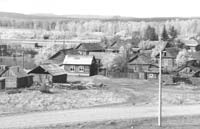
[63,55,94,65]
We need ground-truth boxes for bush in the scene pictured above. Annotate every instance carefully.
[39,84,51,93]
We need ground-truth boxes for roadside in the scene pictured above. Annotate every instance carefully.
[1,105,200,129]
[22,115,200,129]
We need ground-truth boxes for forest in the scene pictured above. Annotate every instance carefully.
[0,12,200,39]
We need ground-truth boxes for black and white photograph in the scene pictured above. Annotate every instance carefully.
[0,0,200,128]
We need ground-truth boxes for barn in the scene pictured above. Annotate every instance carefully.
[0,65,33,89]
[28,64,67,83]
[62,55,98,76]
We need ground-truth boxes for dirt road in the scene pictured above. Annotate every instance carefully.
[1,105,200,129]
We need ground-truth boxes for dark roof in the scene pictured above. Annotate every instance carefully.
[106,39,131,50]
[164,47,180,58]
[128,53,155,65]
[49,48,79,60]
[29,64,67,76]
[76,43,105,51]
[47,48,80,64]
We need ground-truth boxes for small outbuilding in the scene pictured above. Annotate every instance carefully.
[62,55,98,76]
[0,65,33,89]
[28,63,67,83]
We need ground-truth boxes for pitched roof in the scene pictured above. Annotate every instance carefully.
[9,66,30,78]
[180,39,199,47]
[106,39,131,50]
[49,48,79,60]
[28,64,67,76]
[46,48,80,64]
[63,55,94,65]
[76,43,104,51]
[164,47,180,58]
[128,53,155,65]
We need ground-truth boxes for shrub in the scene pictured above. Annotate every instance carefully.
[39,84,51,93]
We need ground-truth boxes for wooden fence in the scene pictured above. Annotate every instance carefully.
[107,71,140,79]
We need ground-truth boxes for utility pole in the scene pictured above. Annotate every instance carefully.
[158,50,162,126]
[22,47,24,69]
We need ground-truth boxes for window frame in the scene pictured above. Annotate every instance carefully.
[78,66,84,72]
[70,66,75,72]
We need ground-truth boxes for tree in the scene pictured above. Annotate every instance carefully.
[34,44,64,65]
[138,41,155,50]
[131,31,141,47]
[161,25,169,41]
[175,49,191,66]
[143,25,158,41]
[168,26,178,40]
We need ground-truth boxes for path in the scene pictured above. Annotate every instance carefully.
[1,105,200,129]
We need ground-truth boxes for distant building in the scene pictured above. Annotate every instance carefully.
[46,48,80,65]
[76,43,105,55]
[180,39,200,52]
[128,53,159,79]
[0,45,8,56]
[62,55,98,76]
[28,64,67,83]
[0,65,33,89]
[156,47,180,70]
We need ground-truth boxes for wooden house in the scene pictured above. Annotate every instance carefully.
[128,53,159,79]
[105,39,131,53]
[180,39,200,52]
[28,64,67,83]
[76,43,105,55]
[128,53,158,72]
[62,55,98,76]
[0,65,33,89]
[159,47,180,69]
[46,48,80,65]
[153,46,179,71]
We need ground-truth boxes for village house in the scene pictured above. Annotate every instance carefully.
[62,55,98,76]
[0,65,33,89]
[28,63,67,83]
[156,47,180,70]
[105,39,131,53]
[180,39,200,52]
[128,53,159,79]
[46,48,80,64]
[76,43,105,55]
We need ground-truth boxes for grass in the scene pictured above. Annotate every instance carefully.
[21,115,200,129]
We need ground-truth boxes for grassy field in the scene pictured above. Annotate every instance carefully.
[1,75,200,115]
[21,115,200,129]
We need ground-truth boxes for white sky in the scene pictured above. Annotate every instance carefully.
[0,0,199,17]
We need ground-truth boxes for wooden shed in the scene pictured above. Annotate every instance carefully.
[28,63,67,83]
[0,66,33,89]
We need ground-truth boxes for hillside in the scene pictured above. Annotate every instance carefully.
[0,11,199,22]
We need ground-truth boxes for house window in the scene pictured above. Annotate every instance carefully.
[162,51,167,57]
[70,66,75,72]
[79,66,84,72]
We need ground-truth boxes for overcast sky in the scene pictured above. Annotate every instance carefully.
[0,0,199,17]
